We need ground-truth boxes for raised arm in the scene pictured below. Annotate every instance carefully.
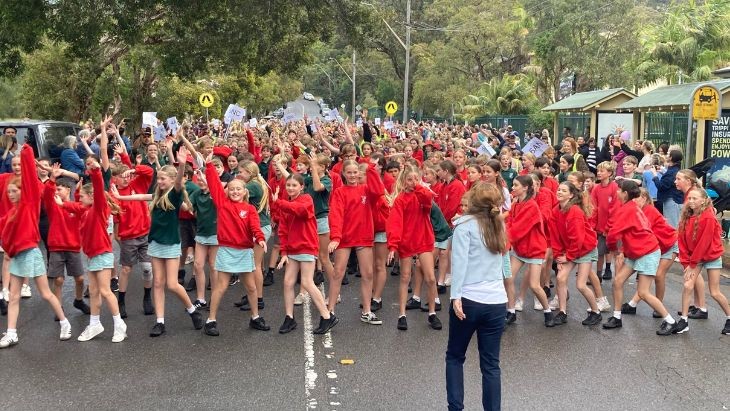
[174,146,188,192]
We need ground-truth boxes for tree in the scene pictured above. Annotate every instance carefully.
[459,74,537,117]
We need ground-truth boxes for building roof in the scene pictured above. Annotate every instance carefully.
[616,79,730,112]
[713,66,730,79]
[542,88,636,112]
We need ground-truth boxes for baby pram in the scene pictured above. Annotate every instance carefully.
[690,157,730,215]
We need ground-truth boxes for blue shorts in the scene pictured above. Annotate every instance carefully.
[9,248,45,277]
[702,257,722,270]
[195,235,219,246]
[261,225,272,242]
[572,248,598,264]
[502,253,512,279]
[660,242,679,260]
[626,249,660,276]
[434,236,451,250]
[316,218,329,235]
[215,247,254,273]
[511,251,544,266]
[374,232,387,244]
[289,254,316,262]
[88,252,114,272]
[147,241,182,259]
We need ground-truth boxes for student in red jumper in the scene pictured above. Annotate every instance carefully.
[504,175,555,327]
[328,159,385,324]
[274,173,338,335]
[535,157,558,193]
[387,165,442,331]
[591,161,619,280]
[203,154,268,336]
[551,182,602,326]
[603,180,678,335]
[530,171,556,308]
[676,187,730,335]
[0,144,71,349]
[438,161,467,226]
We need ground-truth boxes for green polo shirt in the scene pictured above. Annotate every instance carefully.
[304,174,331,218]
[190,189,217,237]
[149,188,183,245]
[246,181,271,227]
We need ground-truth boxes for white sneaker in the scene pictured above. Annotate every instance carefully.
[444,275,452,286]
[548,296,559,310]
[0,333,18,348]
[597,297,611,312]
[112,322,127,343]
[21,284,31,298]
[294,292,306,306]
[185,254,194,265]
[534,297,544,310]
[59,322,72,341]
[77,324,104,342]
[514,298,523,312]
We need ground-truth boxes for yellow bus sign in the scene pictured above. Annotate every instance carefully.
[692,86,720,121]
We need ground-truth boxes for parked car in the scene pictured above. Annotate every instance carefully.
[272,108,285,118]
[0,120,81,162]
[319,104,330,115]
[303,92,315,101]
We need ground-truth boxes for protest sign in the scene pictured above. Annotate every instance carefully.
[522,137,549,157]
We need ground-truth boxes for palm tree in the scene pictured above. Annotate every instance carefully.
[459,74,537,117]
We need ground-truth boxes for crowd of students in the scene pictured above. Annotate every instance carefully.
[0,114,728,352]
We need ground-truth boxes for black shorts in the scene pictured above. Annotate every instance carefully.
[179,219,197,249]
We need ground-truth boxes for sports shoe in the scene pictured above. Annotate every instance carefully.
[656,320,678,336]
[263,271,274,286]
[0,333,18,348]
[185,254,194,265]
[110,278,119,293]
[118,301,128,319]
[722,319,730,335]
[675,318,689,334]
[143,294,154,315]
[514,298,523,312]
[620,303,636,315]
[553,311,568,325]
[360,312,383,325]
[397,316,408,330]
[371,299,382,312]
[193,300,208,310]
[582,312,602,326]
[234,295,248,307]
[250,316,271,331]
[543,286,551,299]
[677,305,697,316]
[190,310,204,329]
[185,277,197,292]
[77,324,104,342]
[240,298,264,311]
[313,314,339,334]
[60,322,72,340]
[544,312,556,327]
[596,297,611,312]
[178,269,186,285]
[602,267,613,280]
[603,316,622,329]
[150,322,166,337]
[652,311,662,318]
[534,297,543,311]
[548,296,559,310]
[294,292,306,306]
[444,275,452,286]
[437,284,447,295]
[83,286,90,298]
[112,322,127,343]
[420,301,442,312]
[505,312,517,325]
[73,299,91,315]
[228,275,240,286]
[279,316,297,334]
[21,284,31,298]
[428,314,442,330]
[314,270,325,286]
[0,298,6,316]
[405,297,421,310]
[341,275,349,285]
[204,321,219,336]
[688,309,708,320]
[390,265,400,276]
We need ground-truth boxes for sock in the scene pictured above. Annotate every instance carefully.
[112,314,123,327]
[118,291,126,303]
[613,311,622,320]
[59,318,70,327]
[429,312,436,316]
[435,297,441,304]
[199,299,207,304]
[373,298,381,303]
[437,282,444,286]
[206,318,214,323]
[699,307,707,312]
[2,288,7,299]
[507,308,515,314]
[399,314,406,319]
[6,328,17,338]
[90,315,101,326]
[252,315,260,320]
[664,315,675,324]
[628,300,637,308]
[143,287,151,297]
[186,305,196,314]
[682,316,688,321]
[543,309,552,313]
[412,295,421,302]
[156,318,165,324]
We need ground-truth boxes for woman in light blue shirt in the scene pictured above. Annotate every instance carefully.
[446,182,508,411]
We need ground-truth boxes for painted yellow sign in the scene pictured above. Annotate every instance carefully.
[692,86,720,120]
[385,101,398,115]
[199,92,215,108]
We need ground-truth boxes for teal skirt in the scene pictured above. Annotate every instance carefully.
[289,254,316,262]
[626,249,660,276]
[148,241,182,259]
[88,252,114,272]
[215,247,254,273]
[572,248,598,264]
[9,248,45,277]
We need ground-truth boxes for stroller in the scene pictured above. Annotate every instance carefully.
[690,157,730,215]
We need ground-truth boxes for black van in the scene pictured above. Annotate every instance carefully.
[0,120,81,162]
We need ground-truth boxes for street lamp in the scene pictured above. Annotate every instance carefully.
[330,54,357,119]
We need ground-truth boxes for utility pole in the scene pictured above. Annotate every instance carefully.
[403,0,411,124]
[352,50,357,120]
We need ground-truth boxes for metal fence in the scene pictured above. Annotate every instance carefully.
[557,113,591,140]
[642,112,688,154]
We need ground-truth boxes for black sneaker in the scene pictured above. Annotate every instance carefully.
[83,286,90,298]
[190,310,204,330]
[193,300,208,310]
[228,275,240,286]
[313,314,339,334]
[185,277,197,292]
[178,269,186,285]
[505,312,517,325]
[263,271,274,286]
[341,275,349,285]
[150,322,166,337]
[405,297,421,310]
[603,316,622,329]
[437,284,447,295]
[620,302,637,315]
[110,277,119,293]
[688,308,708,320]
[656,320,678,336]
[314,270,325,286]
[204,321,219,336]
[677,305,697,316]
[118,301,127,319]
[544,312,556,327]
[397,316,408,330]
[143,294,154,315]
[73,299,91,315]
[543,286,551,299]
[428,314,442,330]
[722,319,730,335]
[420,301,442,312]
[250,316,271,331]
[258,299,264,310]
[652,311,662,319]
[675,318,689,334]
[390,265,400,276]
[0,298,6,316]
[602,267,613,280]
[553,311,568,325]
[371,299,382,312]
[234,295,248,307]
[279,316,297,334]
[582,311,602,326]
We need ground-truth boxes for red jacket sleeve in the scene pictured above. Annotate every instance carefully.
[365,164,386,202]
[278,213,290,255]
[131,164,154,193]
[507,201,541,244]
[276,197,314,218]
[414,185,433,210]
[386,196,404,252]
[605,204,627,252]
[329,189,345,243]
[89,168,109,218]
[249,204,264,244]
[205,162,227,208]
[564,207,586,261]
[549,208,564,257]
[120,152,133,168]
[20,145,40,207]
[686,211,721,268]
[62,201,86,214]
[246,130,261,163]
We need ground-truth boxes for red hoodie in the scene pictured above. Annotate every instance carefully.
[642,203,677,254]
[206,163,264,250]
[535,186,557,247]
[606,200,659,259]
[506,197,546,259]
[114,163,154,240]
[329,164,385,248]
[372,194,390,234]
[0,145,40,257]
[246,129,262,163]
[437,177,467,227]
[268,174,287,225]
[550,204,597,261]
[63,168,112,258]
[387,185,434,257]
[277,194,319,256]
[542,176,558,193]
[42,180,82,252]
[591,181,619,235]
[678,208,724,268]
[383,172,396,194]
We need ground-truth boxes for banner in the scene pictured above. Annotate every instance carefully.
[327,108,339,122]
[477,141,496,157]
[249,118,258,128]
[142,112,157,127]
[166,117,179,135]
[521,137,550,157]
[375,118,381,126]
[224,104,246,124]
[283,113,297,125]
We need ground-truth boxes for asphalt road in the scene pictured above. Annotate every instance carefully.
[2,255,730,410]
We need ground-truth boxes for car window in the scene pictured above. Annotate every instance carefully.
[39,125,78,160]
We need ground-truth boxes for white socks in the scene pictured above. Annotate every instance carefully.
[186,306,196,314]
[112,314,124,327]
[90,315,101,326]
